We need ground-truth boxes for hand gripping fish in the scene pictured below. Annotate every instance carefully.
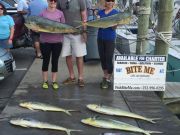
[19,102,77,115]
[81,117,162,135]
[82,11,132,28]
[87,104,160,123]
[10,118,81,135]
[25,15,80,34]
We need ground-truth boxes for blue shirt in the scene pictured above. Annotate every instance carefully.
[0,15,15,39]
[98,9,119,41]
[17,0,29,12]
[29,0,48,16]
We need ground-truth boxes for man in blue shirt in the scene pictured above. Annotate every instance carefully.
[29,0,48,58]
[17,0,30,15]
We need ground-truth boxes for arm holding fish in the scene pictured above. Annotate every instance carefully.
[81,9,88,42]
[59,11,65,24]
[111,11,120,29]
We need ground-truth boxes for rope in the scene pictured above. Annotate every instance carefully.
[167,69,180,73]
[154,31,172,47]
[115,27,180,73]
[138,7,151,15]
[137,34,149,40]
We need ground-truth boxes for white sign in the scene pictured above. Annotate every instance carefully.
[114,55,167,91]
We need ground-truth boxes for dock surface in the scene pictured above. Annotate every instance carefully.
[0,59,180,135]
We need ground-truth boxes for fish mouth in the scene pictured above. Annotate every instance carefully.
[81,119,87,124]
[87,104,98,109]
[10,119,20,125]
[19,103,26,107]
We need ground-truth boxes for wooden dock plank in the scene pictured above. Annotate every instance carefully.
[0,83,139,135]
[121,91,180,135]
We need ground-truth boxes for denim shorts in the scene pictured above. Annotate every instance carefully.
[0,39,13,49]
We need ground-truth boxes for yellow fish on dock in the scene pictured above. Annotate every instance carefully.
[20,102,77,115]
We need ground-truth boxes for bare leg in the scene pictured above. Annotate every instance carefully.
[106,74,112,80]
[66,55,75,79]
[34,41,41,57]
[103,69,108,79]
[76,57,84,80]
[42,71,48,82]
[52,72,57,82]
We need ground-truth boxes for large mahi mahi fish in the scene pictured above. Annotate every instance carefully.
[19,101,77,116]
[81,117,162,135]
[83,11,132,28]
[25,15,80,33]
[10,118,81,135]
[87,104,160,123]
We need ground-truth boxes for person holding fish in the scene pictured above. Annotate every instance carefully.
[0,2,15,51]
[57,0,87,87]
[39,0,65,90]
[97,0,119,89]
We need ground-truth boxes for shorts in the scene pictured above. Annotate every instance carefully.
[0,39,13,49]
[31,31,40,43]
[61,34,87,57]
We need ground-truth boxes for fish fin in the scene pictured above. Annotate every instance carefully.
[93,115,100,119]
[145,130,163,135]
[67,110,79,112]
[20,125,29,128]
[65,110,81,116]
[147,118,161,123]
[66,129,82,135]
[27,107,34,111]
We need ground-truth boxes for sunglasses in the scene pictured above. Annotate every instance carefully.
[49,0,57,2]
[106,0,115,2]
[0,7,3,10]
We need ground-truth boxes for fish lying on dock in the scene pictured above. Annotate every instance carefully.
[10,118,81,135]
[25,15,80,33]
[87,104,160,123]
[83,12,132,28]
[81,117,162,135]
[19,102,77,115]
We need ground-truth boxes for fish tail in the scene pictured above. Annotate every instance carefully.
[145,130,163,135]
[66,129,82,135]
[147,118,161,123]
[64,111,72,116]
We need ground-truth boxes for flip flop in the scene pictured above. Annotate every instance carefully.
[36,55,43,59]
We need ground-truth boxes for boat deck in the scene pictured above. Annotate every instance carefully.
[165,82,180,99]
[0,59,180,135]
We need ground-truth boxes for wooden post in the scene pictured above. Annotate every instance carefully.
[154,0,174,99]
[154,0,173,55]
[136,0,151,55]
[129,0,133,13]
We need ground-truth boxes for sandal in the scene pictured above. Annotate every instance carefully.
[36,55,43,59]
[63,77,76,85]
[78,79,85,87]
